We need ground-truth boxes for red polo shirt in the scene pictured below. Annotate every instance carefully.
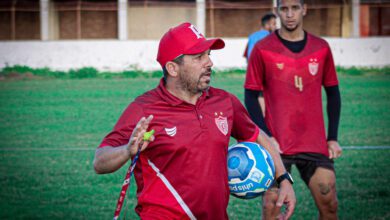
[245,32,338,157]
[100,79,259,219]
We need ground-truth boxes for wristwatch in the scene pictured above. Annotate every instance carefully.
[276,172,294,187]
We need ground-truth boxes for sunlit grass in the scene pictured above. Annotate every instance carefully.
[0,73,389,219]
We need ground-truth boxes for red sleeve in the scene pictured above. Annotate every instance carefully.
[99,102,144,148]
[229,94,259,142]
[243,43,248,59]
[322,45,339,87]
[244,46,265,91]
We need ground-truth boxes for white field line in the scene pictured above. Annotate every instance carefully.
[0,146,390,151]
[341,146,390,150]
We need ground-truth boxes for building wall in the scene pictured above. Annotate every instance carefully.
[1,38,389,71]
[0,12,12,40]
[127,6,197,39]
[304,7,343,37]
[48,1,118,40]
[206,8,272,37]
[15,11,41,40]
[48,2,60,40]
[0,10,41,40]
[341,3,352,38]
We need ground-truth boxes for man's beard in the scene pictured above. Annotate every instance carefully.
[179,68,212,95]
[283,23,299,32]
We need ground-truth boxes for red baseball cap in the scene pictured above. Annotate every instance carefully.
[157,22,225,68]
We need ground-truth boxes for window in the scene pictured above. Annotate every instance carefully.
[53,0,118,39]
[206,0,272,37]
[128,0,196,39]
[0,0,41,40]
[360,0,390,36]
[303,0,349,37]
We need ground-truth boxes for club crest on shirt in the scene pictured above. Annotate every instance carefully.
[308,58,319,76]
[214,112,228,136]
[276,63,284,70]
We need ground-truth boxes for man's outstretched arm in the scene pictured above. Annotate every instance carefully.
[93,115,154,174]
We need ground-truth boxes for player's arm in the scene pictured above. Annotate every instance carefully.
[256,130,285,181]
[256,130,296,219]
[245,89,281,153]
[325,85,342,159]
[230,93,295,218]
[244,89,270,135]
[94,115,154,174]
[244,43,281,151]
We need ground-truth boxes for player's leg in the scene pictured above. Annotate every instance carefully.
[308,167,338,220]
[262,158,292,219]
[296,156,338,220]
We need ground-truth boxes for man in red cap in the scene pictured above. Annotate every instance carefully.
[94,22,295,219]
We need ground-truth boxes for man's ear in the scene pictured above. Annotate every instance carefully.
[264,22,270,30]
[165,61,180,77]
[302,4,307,16]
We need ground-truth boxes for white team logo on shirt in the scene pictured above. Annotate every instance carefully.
[215,112,228,136]
[308,58,319,76]
[165,127,177,137]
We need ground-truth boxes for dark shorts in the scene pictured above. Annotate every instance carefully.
[281,153,335,186]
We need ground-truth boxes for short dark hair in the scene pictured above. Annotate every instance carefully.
[261,13,276,27]
[162,54,184,81]
[277,0,304,7]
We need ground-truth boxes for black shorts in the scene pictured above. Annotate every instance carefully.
[281,153,334,186]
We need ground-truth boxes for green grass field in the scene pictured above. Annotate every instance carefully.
[0,72,389,219]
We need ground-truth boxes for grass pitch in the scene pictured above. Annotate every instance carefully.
[0,72,389,219]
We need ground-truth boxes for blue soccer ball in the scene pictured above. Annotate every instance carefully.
[227,142,275,199]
